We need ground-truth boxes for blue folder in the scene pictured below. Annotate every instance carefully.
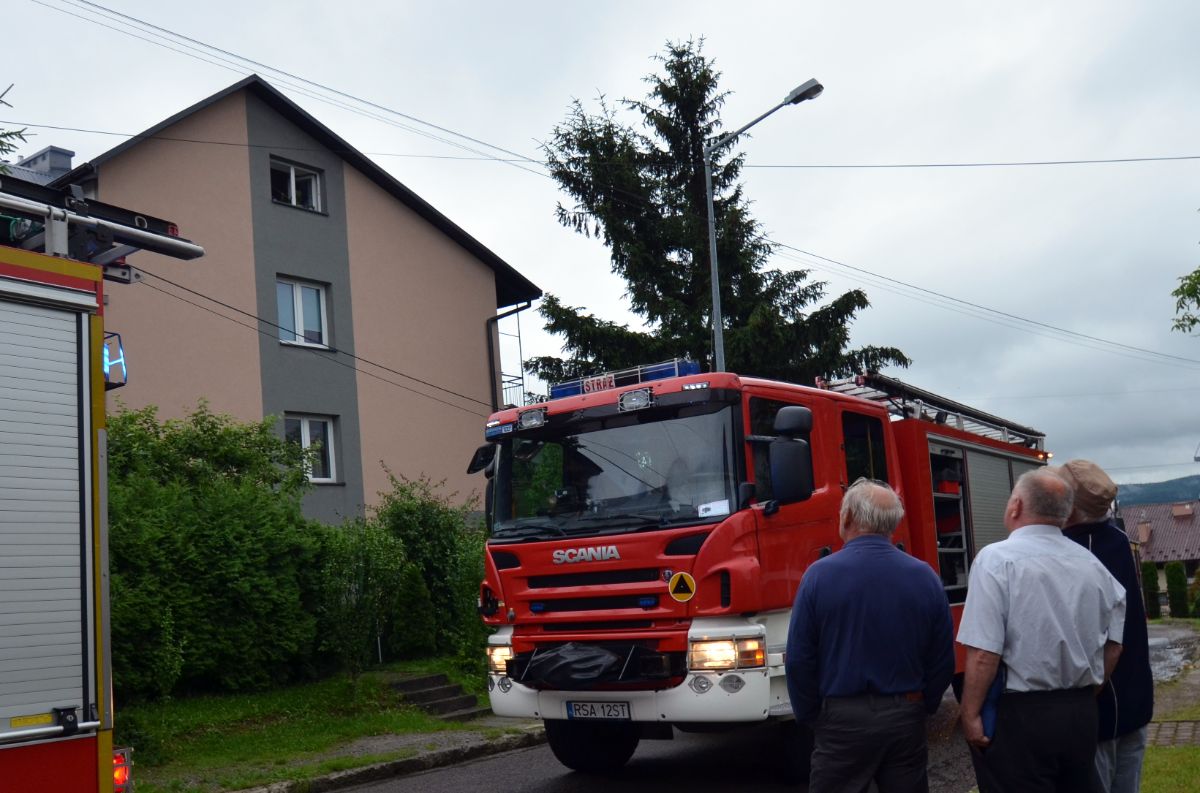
[981,666,1006,739]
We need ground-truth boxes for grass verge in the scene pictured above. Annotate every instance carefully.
[117,672,475,792]
[1142,746,1200,793]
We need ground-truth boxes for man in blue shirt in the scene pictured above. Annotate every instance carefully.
[786,478,954,793]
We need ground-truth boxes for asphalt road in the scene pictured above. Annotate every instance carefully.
[348,696,976,793]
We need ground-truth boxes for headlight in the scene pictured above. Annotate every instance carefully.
[487,644,513,675]
[688,637,765,670]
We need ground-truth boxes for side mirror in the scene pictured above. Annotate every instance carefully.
[466,444,496,476]
[768,436,815,505]
[774,405,813,437]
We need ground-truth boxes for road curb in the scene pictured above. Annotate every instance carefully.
[236,726,546,793]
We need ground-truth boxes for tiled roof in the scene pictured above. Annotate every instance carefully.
[1122,500,1200,563]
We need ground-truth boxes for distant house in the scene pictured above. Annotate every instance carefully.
[47,75,540,522]
[1124,499,1200,572]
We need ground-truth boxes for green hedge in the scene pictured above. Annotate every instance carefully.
[109,405,324,699]
[108,404,486,701]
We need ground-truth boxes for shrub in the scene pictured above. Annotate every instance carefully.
[318,520,408,677]
[1166,561,1189,618]
[373,473,484,656]
[385,563,438,659]
[1142,560,1162,620]
[108,404,322,700]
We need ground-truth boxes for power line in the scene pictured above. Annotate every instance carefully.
[70,0,543,166]
[27,0,550,178]
[139,280,490,419]
[10,117,1200,173]
[743,154,1200,169]
[770,240,1200,369]
[136,267,495,412]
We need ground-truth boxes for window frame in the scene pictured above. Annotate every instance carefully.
[276,277,330,349]
[269,157,323,212]
[285,414,338,484]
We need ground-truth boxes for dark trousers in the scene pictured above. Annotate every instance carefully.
[971,687,1101,793]
[809,695,928,793]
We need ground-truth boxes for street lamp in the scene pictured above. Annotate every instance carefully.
[703,78,823,372]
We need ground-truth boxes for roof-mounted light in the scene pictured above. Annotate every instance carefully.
[682,381,710,391]
[618,388,653,412]
[517,409,547,430]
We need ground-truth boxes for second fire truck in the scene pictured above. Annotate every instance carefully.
[468,360,1048,773]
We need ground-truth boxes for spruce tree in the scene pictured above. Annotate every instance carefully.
[528,40,909,388]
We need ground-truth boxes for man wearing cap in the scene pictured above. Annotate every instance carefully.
[1059,459,1154,793]
[958,468,1127,793]
[786,478,954,793]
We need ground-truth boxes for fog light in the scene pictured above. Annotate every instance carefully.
[689,675,713,694]
[487,644,513,674]
[498,676,513,693]
[719,674,745,693]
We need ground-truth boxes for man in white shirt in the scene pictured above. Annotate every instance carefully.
[958,468,1126,793]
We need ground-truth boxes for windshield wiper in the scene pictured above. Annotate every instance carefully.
[492,522,567,541]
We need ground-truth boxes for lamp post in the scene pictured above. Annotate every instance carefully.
[703,77,823,372]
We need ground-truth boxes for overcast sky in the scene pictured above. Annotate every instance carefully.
[5,0,1200,486]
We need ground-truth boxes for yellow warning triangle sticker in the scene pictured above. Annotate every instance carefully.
[668,572,696,602]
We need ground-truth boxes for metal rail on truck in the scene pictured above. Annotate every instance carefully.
[0,174,204,274]
[825,371,1044,450]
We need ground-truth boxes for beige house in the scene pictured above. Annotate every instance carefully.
[50,76,540,522]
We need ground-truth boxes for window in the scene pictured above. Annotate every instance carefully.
[285,414,336,482]
[748,397,791,501]
[842,411,889,484]
[270,158,322,211]
[276,278,328,346]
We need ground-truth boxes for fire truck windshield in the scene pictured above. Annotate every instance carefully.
[491,404,737,538]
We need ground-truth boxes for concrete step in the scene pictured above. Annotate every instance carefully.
[402,684,464,704]
[421,694,479,715]
[388,673,449,693]
[439,704,493,722]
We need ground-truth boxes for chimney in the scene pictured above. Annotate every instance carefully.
[1137,520,1152,545]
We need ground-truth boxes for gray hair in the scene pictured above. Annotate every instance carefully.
[840,478,905,536]
[1014,468,1074,525]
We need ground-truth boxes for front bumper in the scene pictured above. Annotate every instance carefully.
[487,618,778,723]
[489,667,771,722]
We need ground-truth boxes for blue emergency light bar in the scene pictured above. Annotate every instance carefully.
[549,359,701,399]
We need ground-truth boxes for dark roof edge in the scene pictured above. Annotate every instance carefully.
[51,75,541,309]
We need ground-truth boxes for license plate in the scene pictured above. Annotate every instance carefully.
[565,701,631,720]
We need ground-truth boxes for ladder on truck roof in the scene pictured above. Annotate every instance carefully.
[0,173,204,273]
[826,371,1045,450]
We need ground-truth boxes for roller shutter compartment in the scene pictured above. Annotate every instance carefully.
[0,300,87,739]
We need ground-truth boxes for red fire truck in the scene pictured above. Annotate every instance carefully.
[468,360,1048,773]
[0,176,203,791]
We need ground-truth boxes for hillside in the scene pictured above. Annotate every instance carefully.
[1117,474,1200,507]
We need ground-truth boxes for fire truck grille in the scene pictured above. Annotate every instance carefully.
[527,568,660,588]
[531,594,659,613]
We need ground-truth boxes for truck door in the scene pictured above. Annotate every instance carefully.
[747,395,841,611]
[839,408,908,549]
[0,293,95,746]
